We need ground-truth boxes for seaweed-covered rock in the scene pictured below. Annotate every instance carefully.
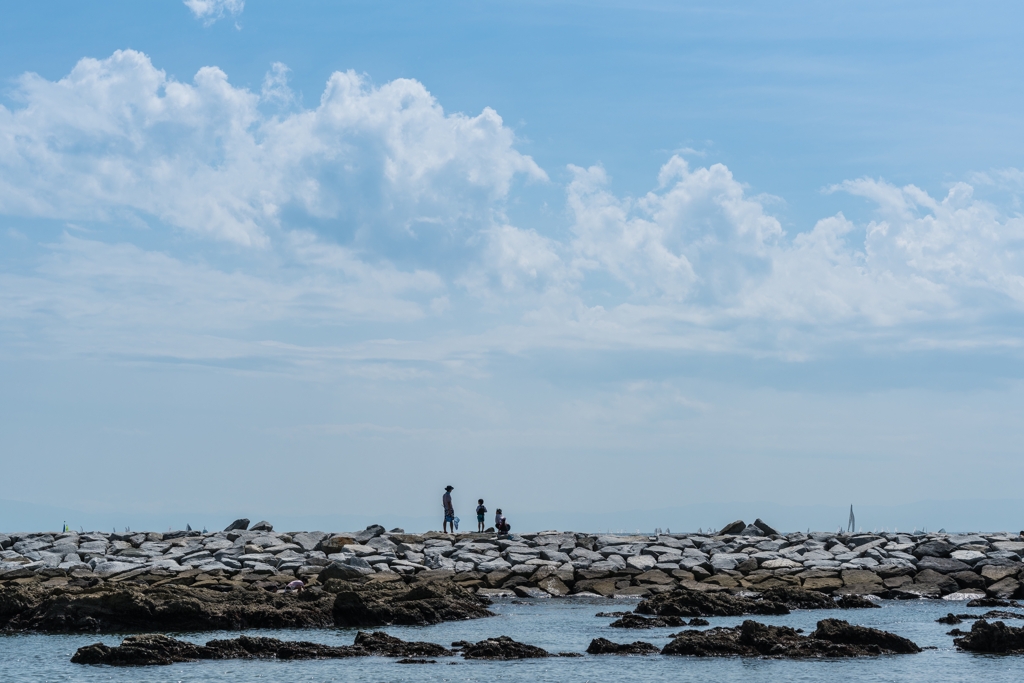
[637,588,790,618]
[460,636,550,659]
[954,619,1024,653]
[4,576,490,634]
[760,587,835,610]
[329,577,493,627]
[4,584,336,633]
[587,637,659,655]
[662,619,920,658]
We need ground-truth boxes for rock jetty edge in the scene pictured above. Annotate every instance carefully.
[2,520,1023,632]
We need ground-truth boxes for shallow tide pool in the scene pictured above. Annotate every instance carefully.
[2,597,1024,682]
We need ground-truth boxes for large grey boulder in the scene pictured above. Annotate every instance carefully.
[540,548,571,563]
[753,519,780,536]
[93,561,141,577]
[916,556,971,574]
[224,518,250,532]
[352,525,386,543]
[250,521,273,532]
[291,532,327,551]
[719,520,746,536]
[914,540,954,558]
[318,563,369,581]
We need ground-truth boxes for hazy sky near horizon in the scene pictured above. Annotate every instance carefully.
[2,1,1024,531]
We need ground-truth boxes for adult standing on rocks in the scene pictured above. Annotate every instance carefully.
[443,485,456,534]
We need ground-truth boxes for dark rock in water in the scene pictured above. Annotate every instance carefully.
[206,635,359,660]
[811,618,921,654]
[71,631,452,666]
[947,628,966,636]
[224,518,250,532]
[587,637,659,655]
[609,613,685,629]
[834,594,880,609]
[719,520,746,536]
[689,617,711,626]
[396,658,436,664]
[595,611,634,618]
[753,519,780,536]
[353,631,454,657]
[937,613,962,625]
[978,610,1024,621]
[72,634,205,666]
[330,577,493,627]
[954,619,1024,653]
[662,619,921,658]
[249,521,273,532]
[460,636,550,659]
[637,588,790,618]
[72,634,359,665]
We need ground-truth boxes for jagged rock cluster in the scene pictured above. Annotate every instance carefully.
[658,618,921,657]
[2,519,1022,601]
[72,631,456,665]
[72,618,926,665]
[73,631,587,666]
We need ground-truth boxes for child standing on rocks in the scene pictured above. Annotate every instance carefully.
[476,499,487,532]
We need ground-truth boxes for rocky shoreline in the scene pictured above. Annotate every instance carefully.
[3,518,1023,633]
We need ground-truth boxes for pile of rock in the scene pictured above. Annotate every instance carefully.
[2,518,1022,601]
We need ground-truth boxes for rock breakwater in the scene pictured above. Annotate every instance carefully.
[2,521,1022,632]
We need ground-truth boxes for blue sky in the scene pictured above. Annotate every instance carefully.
[2,1,1023,533]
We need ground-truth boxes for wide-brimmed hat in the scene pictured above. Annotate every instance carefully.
[445,485,454,490]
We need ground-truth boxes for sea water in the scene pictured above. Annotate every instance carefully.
[2,597,1023,682]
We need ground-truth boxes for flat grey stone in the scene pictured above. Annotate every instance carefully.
[93,561,141,577]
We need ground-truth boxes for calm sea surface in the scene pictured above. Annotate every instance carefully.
[3,597,1024,682]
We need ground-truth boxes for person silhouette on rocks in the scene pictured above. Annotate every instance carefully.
[476,499,487,532]
[443,485,456,534]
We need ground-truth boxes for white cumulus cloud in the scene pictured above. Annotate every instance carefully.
[184,0,244,26]
[0,50,545,248]
[2,50,1024,367]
